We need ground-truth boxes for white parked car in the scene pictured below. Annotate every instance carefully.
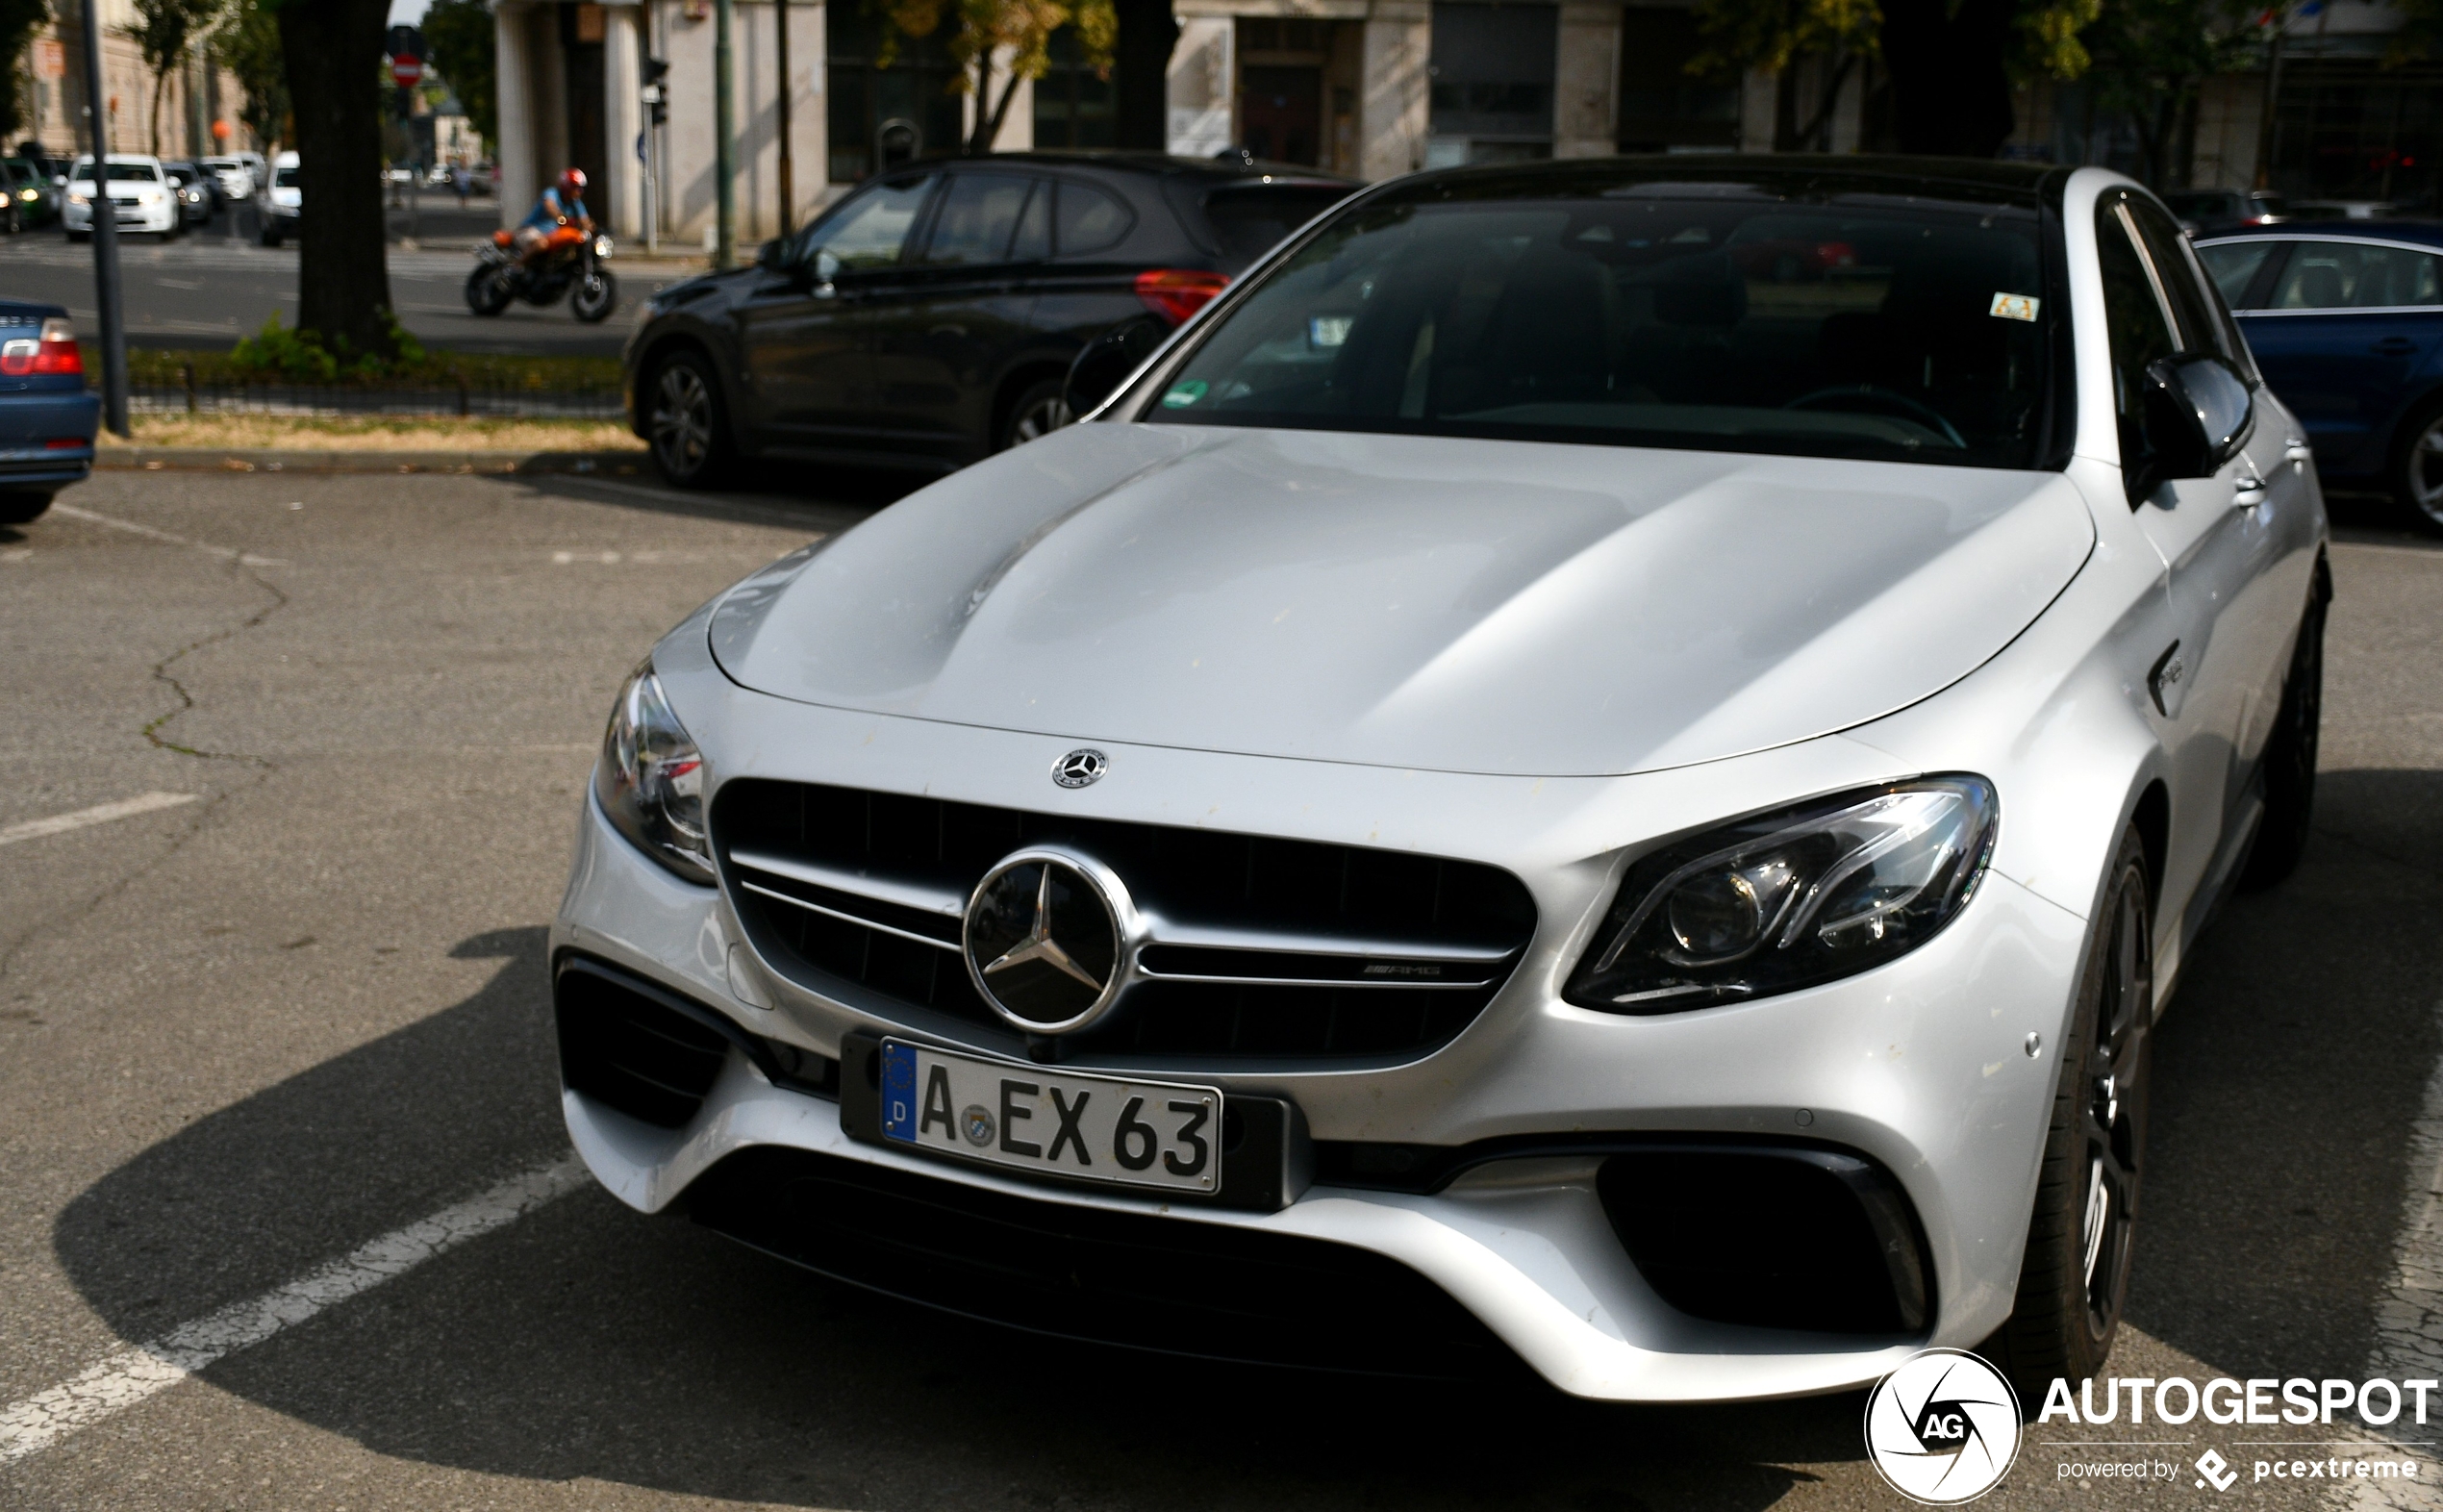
[200,154,256,200]
[61,154,177,239]
[552,159,2326,1403]
[260,150,300,247]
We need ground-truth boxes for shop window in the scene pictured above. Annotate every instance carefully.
[1034,27,1117,149]
[828,7,965,184]
[1426,2,1555,166]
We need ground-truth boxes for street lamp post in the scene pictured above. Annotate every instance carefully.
[77,0,127,439]
[714,0,734,267]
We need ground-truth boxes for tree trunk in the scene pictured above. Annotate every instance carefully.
[277,0,394,358]
[1772,61,1801,153]
[1112,0,1178,151]
[1799,52,1857,153]
[1877,0,2019,158]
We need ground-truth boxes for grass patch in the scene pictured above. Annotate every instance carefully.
[109,342,623,391]
[103,414,644,452]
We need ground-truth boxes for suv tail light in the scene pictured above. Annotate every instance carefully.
[1134,269,1230,327]
[1,316,84,376]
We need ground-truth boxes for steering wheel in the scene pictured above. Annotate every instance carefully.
[1781,386,1967,448]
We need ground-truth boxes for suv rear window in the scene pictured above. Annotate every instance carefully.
[1200,185,1353,263]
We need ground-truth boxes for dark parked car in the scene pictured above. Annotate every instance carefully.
[0,157,56,231]
[0,299,98,525]
[2161,188,2287,233]
[2200,221,2443,530]
[164,161,217,226]
[623,152,1356,485]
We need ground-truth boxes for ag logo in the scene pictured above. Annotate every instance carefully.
[1863,1348,2023,1504]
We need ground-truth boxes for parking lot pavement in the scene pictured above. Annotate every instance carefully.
[0,473,2440,1510]
[0,220,700,358]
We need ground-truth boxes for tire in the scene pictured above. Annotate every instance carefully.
[0,490,54,526]
[5,202,20,236]
[999,378,1071,450]
[1983,826,2153,1406]
[65,229,87,243]
[2389,394,2443,535]
[464,265,514,316]
[571,269,617,323]
[2240,555,2330,889]
[259,228,279,247]
[643,349,734,489]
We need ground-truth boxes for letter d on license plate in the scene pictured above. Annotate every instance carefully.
[879,1039,1221,1195]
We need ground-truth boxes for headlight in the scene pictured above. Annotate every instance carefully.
[66,191,87,205]
[592,662,714,883]
[593,234,614,258]
[1564,776,1997,1012]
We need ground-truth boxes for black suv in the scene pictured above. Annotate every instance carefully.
[623,152,1355,486]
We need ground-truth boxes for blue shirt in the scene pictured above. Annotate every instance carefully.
[520,188,586,231]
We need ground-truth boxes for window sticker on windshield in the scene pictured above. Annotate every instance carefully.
[1162,380,1208,409]
[1989,292,2040,322]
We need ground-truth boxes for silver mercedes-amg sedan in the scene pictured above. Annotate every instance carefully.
[552,157,2326,1403]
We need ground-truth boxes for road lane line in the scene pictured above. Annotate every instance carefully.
[0,792,198,848]
[48,504,288,567]
[0,1156,586,1464]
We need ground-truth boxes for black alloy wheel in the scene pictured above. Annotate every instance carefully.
[2240,555,2330,889]
[464,265,514,316]
[1000,378,1072,451]
[571,269,617,323]
[1984,826,2153,1405]
[646,350,732,488]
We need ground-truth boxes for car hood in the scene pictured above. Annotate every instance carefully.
[711,426,2095,778]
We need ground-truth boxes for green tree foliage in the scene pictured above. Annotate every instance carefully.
[421,0,493,149]
[120,0,224,156]
[214,0,289,151]
[871,0,1117,153]
[0,0,49,143]
[2078,0,2258,187]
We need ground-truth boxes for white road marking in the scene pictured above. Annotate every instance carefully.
[0,792,197,848]
[48,503,287,567]
[2333,996,2443,1510]
[0,1156,587,1464]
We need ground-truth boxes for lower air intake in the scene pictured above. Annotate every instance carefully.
[554,958,734,1128]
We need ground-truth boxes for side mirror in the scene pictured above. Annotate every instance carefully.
[813,248,840,283]
[2127,354,2254,505]
[1066,314,1171,418]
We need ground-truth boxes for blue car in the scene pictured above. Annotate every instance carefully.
[0,298,98,525]
[2198,221,2443,532]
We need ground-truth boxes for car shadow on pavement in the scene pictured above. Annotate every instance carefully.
[2128,766,2443,1384]
[51,924,1854,1509]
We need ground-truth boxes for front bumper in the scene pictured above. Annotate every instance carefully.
[553,676,2092,1402]
[63,199,175,233]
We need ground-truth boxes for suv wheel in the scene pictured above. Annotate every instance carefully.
[1000,379,1071,450]
[646,350,733,488]
[1984,826,2153,1404]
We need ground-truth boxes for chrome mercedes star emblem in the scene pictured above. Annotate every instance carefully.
[1052,748,1108,789]
[963,847,1135,1034]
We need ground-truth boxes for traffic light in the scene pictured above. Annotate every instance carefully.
[642,58,669,128]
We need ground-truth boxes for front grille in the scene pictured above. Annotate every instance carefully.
[714,779,1536,1064]
[686,1145,1523,1377]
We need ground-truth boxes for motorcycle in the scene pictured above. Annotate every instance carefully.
[465,223,618,323]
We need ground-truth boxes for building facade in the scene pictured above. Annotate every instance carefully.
[490,0,2436,249]
[18,1,256,164]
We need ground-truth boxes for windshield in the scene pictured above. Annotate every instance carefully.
[1145,180,2058,468]
[76,161,163,183]
[273,165,299,188]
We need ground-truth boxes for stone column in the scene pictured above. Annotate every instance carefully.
[1738,65,1774,152]
[1552,0,1619,159]
[1359,0,1429,182]
[494,1,534,226]
[1165,14,1232,157]
[606,2,644,238]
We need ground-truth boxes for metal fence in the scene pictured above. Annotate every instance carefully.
[127,375,623,420]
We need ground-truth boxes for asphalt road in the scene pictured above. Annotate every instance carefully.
[2,468,2440,1511]
[0,200,702,358]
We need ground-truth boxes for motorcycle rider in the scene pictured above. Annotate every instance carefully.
[514,167,591,268]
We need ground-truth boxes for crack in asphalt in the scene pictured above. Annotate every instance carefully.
[0,521,290,989]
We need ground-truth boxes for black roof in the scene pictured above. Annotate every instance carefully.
[1382,154,2066,207]
[2199,219,2443,248]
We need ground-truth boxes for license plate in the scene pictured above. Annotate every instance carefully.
[878,1039,1221,1195]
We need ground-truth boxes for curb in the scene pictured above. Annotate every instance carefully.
[95,448,651,476]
